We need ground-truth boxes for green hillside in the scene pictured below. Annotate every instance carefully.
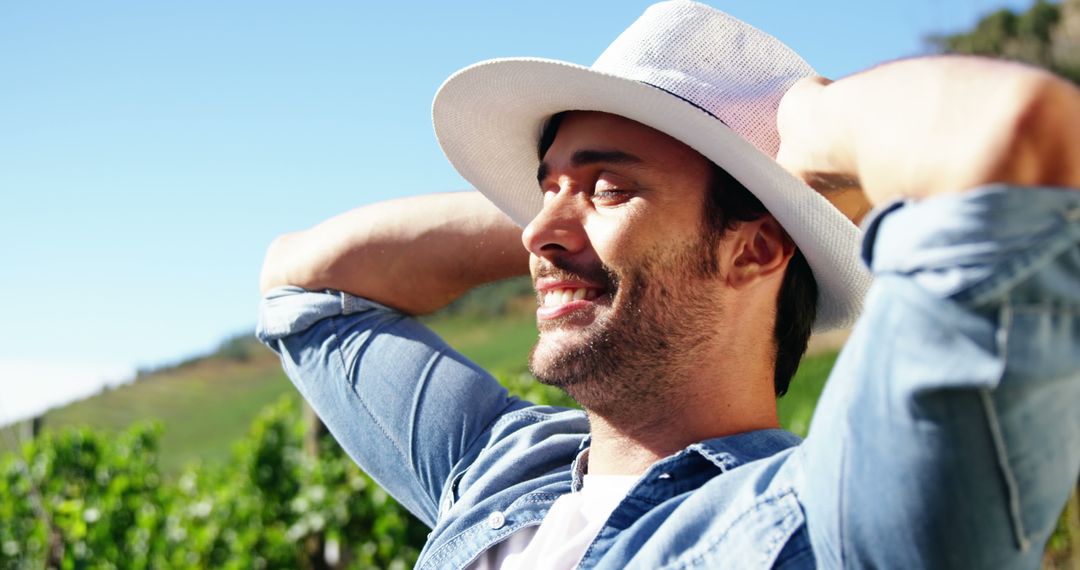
[1,283,545,474]
[25,347,295,474]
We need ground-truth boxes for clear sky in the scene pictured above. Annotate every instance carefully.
[0,0,1034,425]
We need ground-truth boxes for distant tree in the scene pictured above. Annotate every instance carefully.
[929,0,1080,83]
[216,333,259,363]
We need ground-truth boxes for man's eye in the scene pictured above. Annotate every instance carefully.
[594,177,631,202]
[593,188,625,199]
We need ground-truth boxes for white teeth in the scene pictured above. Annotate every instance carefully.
[541,288,595,308]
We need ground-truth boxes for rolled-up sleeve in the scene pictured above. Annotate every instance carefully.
[257,287,529,527]
[798,186,1080,569]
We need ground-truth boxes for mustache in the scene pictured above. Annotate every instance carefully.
[533,257,620,291]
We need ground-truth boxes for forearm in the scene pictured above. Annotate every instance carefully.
[777,55,1080,206]
[800,186,1080,568]
[259,191,528,315]
[782,56,1080,566]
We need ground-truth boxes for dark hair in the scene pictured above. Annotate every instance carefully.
[701,165,817,396]
[537,112,817,396]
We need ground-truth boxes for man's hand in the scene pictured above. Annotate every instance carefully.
[259,191,529,315]
[776,56,1080,210]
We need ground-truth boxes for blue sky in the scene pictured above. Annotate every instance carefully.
[0,0,1034,424]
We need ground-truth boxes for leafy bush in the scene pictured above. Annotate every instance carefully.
[0,424,168,569]
[0,372,573,569]
[0,399,427,569]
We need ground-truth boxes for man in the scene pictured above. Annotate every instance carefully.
[258,1,1080,567]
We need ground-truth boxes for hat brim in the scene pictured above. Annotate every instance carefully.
[433,57,870,332]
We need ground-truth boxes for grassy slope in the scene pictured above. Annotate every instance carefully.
[423,304,538,374]
[21,352,297,474]
[4,297,834,474]
[0,302,546,474]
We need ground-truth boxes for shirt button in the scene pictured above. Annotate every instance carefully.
[487,511,506,529]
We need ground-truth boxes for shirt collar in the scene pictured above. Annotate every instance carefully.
[570,428,800,491]
[686,428,802,472]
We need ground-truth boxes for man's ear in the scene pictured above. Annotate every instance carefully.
[726,216,795,289]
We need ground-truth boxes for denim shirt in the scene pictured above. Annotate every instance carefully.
[257,186,1080,569]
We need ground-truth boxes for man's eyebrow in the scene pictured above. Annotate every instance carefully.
[536,149,644,186]
[571,149,643,168]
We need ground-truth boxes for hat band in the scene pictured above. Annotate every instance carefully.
[642,81,728,126]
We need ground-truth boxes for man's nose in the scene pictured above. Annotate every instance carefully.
[521,187,588,258]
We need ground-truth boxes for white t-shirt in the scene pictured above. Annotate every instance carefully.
[468,474,639,570]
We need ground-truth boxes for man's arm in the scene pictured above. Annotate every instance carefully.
[256,191,535,526]
[780,57,1080,567]
[259,191,528,314]
[776,55,1080,203]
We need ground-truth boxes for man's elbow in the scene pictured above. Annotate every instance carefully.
[259,232,310,296]
[997,71,1080,189]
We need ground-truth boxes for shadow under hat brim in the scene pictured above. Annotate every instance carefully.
[433,57,870,332]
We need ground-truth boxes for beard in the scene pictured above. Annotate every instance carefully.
[528,233,725,421]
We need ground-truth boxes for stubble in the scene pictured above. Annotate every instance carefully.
[528,234,725,423]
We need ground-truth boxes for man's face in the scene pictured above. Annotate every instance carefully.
[524,111,729,416]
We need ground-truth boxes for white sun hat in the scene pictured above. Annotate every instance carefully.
[432,0,870,332]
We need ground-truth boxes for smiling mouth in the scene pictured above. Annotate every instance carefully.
[535,286,611,322]
[532,259,618,321]
[540,287,602,307]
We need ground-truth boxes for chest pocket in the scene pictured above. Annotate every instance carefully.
[659,491,808,570]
